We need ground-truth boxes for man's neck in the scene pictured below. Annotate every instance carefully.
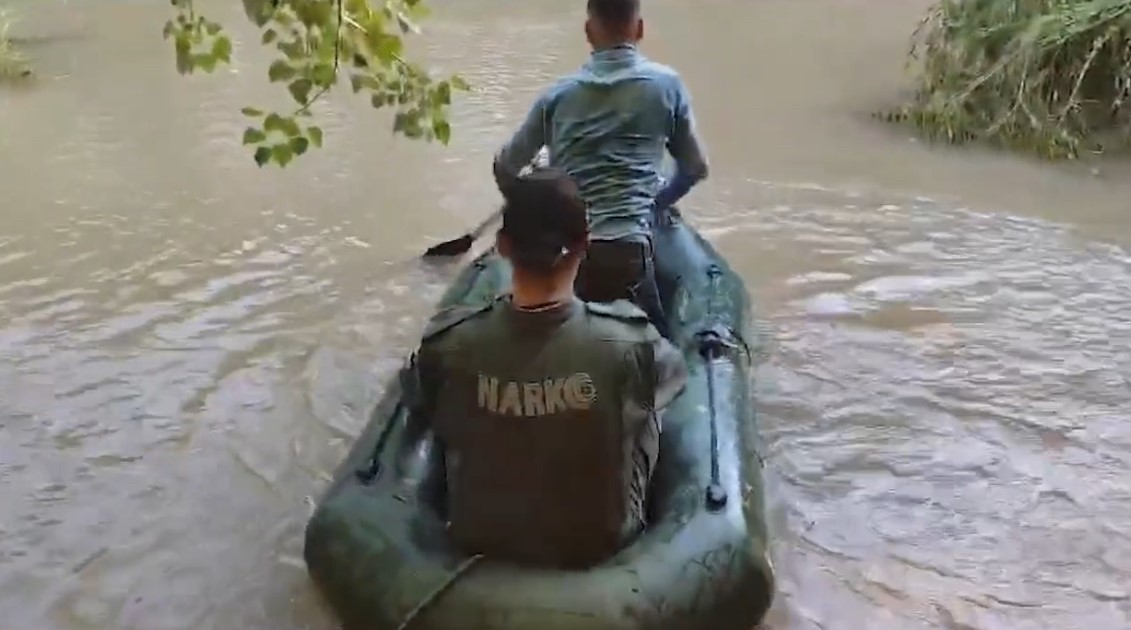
[510,273,575,309]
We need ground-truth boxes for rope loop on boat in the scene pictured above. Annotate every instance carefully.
[355,401,406,485]
[396,554,485,630]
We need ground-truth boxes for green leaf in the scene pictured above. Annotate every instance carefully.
[373,33,403,62]
[436,81,451,106]
[242,127,267,145]
[204,21,222,36]
[174,36,193,74]
[265,113,303,138]
[278,40,305,61]
[268,60,297,82]
[254,146,272,167]
[290,136,310,156]
[312,63,336,87]
[241,0,273,27]
[273,7,295,27]
[272,142,295,167]
[451,75,471,91]
[211,36,233,63]
[162,20,176,40]
[241,107,264,117]
[371,94,387,109]
[288,78,314,104]
[433,119,451,145]
[307,126,324,148]
[194,53,218,73]
[351,74,381,93]
[264,113,286,133]
[262,29,277,44]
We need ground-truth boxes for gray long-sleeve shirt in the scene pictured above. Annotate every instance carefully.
[494,44,709,243]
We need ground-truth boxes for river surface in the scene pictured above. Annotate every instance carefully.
[3,0,1131,628]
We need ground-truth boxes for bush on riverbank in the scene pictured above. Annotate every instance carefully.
[892,0,1131,159]
[0,9,30,81]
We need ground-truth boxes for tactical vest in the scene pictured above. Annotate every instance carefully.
[420,298,659,568]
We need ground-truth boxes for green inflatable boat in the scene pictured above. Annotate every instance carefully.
[304,208,775,629]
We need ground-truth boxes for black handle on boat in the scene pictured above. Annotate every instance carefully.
[701,357,727,512]
[355,401,405,484]
[697,264,734,513]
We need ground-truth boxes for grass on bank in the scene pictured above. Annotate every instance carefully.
[0,9,30,82]
[887,0,1131,159]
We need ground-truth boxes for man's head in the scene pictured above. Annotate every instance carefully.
[585,0,643,49]
[496,167,589,285]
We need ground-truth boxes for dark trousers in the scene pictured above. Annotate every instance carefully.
[575,239,671,340]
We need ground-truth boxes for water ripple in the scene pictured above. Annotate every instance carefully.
[725,192,1131,630]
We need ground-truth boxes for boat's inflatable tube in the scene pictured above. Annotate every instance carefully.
[304,210,775,629]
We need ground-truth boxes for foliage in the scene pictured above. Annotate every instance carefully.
[0,9,30,82]
[886,0,1131,159]
[164,0,469,167]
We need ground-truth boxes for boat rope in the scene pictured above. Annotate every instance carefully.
[395,553,485,630]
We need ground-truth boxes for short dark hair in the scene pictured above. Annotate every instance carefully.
[587,0,640,27]
[499,167,588,273]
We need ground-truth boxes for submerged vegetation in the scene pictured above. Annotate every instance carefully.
[165,0,466,168]
[0,9,30,81]
[890,0,1131,159]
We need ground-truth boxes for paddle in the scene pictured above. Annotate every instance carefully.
[421,209,502,258]
[421,148,549,259]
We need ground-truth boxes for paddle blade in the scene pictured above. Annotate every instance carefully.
[422,234,474,258]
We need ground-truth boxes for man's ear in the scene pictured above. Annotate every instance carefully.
[635,18,644,41]
[567,235,590,260]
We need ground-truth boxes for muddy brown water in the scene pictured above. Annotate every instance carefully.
[2,0,1130,628]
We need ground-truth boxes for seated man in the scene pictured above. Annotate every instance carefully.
[404,167,687,568]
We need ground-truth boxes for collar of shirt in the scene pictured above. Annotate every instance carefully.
[587,43,641,68]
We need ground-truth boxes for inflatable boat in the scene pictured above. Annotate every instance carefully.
[303,207,775,629]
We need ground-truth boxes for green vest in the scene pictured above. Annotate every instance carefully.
[418,297,660,568]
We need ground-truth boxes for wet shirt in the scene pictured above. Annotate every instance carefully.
[494,45,709,243]
[404,297,687,568]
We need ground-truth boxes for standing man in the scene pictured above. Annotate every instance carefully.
[493,0,710,339]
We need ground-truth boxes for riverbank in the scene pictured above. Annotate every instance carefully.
[641,0,1131,244]
[892,0,1131,160]
[0,9,30,80]
[0,10,28,80]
